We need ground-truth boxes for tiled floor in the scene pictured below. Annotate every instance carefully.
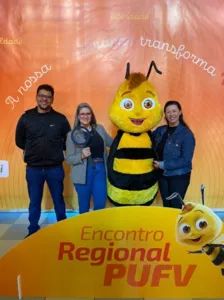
[1,211,224,300]
[0,211,79,257]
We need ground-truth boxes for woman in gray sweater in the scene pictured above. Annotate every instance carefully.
[66,103,113,214]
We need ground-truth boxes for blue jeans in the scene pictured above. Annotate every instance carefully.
[26,165,66,233]
[74,162,107,214]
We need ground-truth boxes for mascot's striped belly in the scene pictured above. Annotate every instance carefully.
[203,244,224,269]
[107,131,158,206]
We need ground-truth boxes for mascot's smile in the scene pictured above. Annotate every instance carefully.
[191,236,202,242]
[130,118,145,125]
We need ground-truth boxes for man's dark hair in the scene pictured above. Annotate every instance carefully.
[36,84,54,97]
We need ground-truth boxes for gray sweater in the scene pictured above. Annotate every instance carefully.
[65,124,113,184]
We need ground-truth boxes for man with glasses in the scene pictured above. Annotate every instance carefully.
[15,84,71,237]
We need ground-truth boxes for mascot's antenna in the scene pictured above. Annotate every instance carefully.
[146,61,162,79]
[125,62,130,79]
[201,184,205,205]
[166,192,185,206]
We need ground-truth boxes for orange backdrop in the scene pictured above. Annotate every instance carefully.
[0,0,224,210]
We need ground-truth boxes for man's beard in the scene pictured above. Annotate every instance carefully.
[38,104,51,111]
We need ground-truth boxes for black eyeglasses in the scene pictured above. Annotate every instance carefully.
[37,94,52,100]
[79,113,91,117]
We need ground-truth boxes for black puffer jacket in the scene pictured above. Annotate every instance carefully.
[15,107,71,168]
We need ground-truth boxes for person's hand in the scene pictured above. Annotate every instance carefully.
[81,147,91,159]
[153,160,160,169]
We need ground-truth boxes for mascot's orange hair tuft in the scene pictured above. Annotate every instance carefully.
[127,72,147,90]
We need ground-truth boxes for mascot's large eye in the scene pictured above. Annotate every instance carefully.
[195,218,208,230]
[120,98,134,111]
[179,223,191,234]
[142,98,155,110]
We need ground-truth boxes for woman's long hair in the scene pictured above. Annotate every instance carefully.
[73,103,97,128]
[164,100,189,128]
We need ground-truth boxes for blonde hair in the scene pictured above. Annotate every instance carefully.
[73,103,97,128]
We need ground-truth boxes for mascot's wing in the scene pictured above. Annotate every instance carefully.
[211,234,224,247]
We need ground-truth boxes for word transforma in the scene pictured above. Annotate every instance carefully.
[140,36,216,77]
[5,65,52,110]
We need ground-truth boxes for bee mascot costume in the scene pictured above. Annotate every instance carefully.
[168,186,224,276]
[107,61,163,206]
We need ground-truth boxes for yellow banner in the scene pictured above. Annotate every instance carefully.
[0,206,223,298]
[0,0,224,210]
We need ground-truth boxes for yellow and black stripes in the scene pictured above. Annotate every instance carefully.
[203,244,224,275]
[115,148,154,159]
[108,167,158,191]
[107,130,159,206]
